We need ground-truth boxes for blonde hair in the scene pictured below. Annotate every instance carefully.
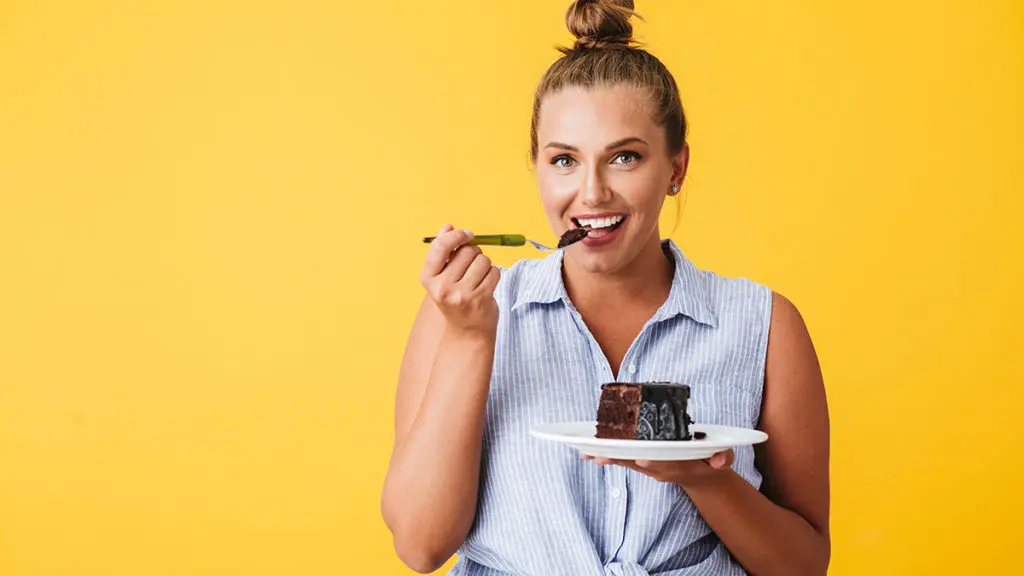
[529,0,689,163]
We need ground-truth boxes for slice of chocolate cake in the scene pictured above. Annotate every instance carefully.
[557,225,591,248]
[596,382,695,440]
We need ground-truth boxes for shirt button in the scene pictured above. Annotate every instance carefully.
[627,363,637,375]
[611,488,622,499]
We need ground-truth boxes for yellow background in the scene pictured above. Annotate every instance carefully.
[1,1,1021,574]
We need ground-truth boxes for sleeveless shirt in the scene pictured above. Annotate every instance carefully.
[450,239,773,576]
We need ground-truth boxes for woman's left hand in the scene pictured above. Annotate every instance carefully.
[582,449,735,490]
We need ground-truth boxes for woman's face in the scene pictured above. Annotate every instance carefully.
[535,85,687,274]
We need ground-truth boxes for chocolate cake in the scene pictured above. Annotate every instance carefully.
[596,382,697,440]
[557,225,591,248]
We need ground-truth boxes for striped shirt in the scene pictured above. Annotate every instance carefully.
[450,239,772,576]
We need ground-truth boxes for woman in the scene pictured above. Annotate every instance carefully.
[381,1,830,574]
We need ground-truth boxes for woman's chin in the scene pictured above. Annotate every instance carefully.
[565,245,630,275]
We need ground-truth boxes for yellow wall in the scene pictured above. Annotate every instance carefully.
[1,1,1021,574]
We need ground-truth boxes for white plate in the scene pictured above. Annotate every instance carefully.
[529,421,768,461]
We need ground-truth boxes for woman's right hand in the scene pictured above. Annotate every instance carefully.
[420,224,501,337]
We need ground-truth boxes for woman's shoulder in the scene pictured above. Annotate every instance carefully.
[690,265,811,349]
[697,266,773,307]
[682,257,775,331]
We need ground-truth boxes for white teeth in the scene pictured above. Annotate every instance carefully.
[576,215,624,229]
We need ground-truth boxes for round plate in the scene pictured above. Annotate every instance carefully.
[529,421,768,461]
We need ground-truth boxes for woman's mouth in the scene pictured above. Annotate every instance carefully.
[571,214,627,246]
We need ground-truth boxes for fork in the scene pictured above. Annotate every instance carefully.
[421,234,554,252]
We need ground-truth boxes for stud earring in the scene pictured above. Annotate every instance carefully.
[669,184,681,196]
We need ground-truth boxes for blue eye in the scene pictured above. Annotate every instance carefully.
[552,155,576,169]
[612,151,642,165]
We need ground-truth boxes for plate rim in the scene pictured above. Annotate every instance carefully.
[529,420,768,449]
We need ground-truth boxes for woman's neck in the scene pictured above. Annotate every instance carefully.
[562,233,675,313]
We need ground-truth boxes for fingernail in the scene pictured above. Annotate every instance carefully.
[464,230,474,238]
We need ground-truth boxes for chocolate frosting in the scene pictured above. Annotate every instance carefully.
[557,226,590,248]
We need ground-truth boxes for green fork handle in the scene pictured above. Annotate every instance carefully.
[421,234,526,247]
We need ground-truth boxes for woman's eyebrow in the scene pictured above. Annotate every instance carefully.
[544,141,579,151]
[543,136,648,152]
[604,137,647,150]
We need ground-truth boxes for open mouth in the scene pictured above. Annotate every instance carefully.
[571,214,627,236]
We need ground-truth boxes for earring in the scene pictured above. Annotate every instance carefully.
[669,184,681,196]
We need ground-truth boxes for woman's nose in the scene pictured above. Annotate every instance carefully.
[580,167,612,206]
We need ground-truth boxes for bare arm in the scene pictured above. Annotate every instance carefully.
[683,292,831,575]
[381,225,500,574]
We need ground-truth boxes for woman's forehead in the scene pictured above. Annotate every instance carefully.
[537,85,661,146]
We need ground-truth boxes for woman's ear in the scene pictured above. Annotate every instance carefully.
[671,143,690,186]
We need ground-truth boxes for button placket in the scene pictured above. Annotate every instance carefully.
[606,465,628,560]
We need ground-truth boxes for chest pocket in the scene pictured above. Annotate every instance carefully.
[689,381,758,430]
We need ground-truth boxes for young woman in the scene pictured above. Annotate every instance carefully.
[381,1,830,574]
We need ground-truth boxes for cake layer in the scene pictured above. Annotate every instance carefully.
[595,382,693,441]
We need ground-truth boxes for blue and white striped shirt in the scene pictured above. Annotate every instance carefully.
[451,239,772,576]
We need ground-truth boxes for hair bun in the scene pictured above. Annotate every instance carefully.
[565,0,637,51]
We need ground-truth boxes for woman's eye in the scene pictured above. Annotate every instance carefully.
[552,155,576,169]
[612,151,642,165]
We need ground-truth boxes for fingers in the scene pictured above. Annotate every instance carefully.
[630,459,681,470]
[421,226,472,280]
[582,454,732,470]
[458,251,493,289]
[418,224,499,333]
[707,449,735,470]
[421,223,502,295]
[588,456,640,470]
[581,450,736,489]
[581,454,611,465]
[611,460,649,474]
[634,459,698,473]
[438,244,482,284]
[475,264,501,295]
[584,455,651,468]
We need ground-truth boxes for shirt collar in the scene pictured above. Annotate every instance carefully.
[654,239,718,327]
[509,247,568,310]
[510,239,718,328]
